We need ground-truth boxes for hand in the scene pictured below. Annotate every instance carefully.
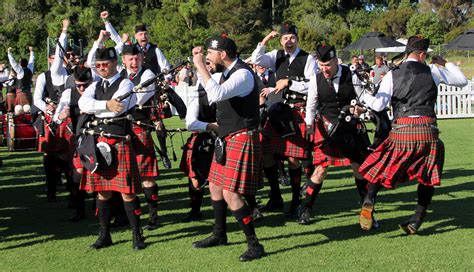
[100,11,109,19]
[260,87,272,97]
[192,46,204,64]
[274,79,289,94]
[350,105,366,117]
[121,33,129,43]
[305,124,314,140]
[46,103,57,113]
[431,55,447,67]
[59,106,70,120]
[7,47,12,54]
[262,30,279,45]
[28,46,34,52]
[62,19,70,30]
[206,122,218,132]
[98,30,111,43]
[106,99,124,113]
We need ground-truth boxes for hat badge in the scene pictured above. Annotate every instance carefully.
[211,40,219,49]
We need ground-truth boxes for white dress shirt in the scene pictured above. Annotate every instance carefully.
[78,72,136,118]
[203,59,255,104]
[105,22,124,55]
[186,73,221,132]
[251,44,318,94]
[53,88,72,123]
[124,67,156,106]
[362,59,468,112]
[8,51,34,79]
[50,32,68,86]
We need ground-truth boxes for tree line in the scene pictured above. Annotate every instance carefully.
[0,0,472,72]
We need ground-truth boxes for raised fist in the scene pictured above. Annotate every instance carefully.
[100,11,109,19]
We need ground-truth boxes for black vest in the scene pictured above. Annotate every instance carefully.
[120,68,152,123]
[17,68,32,92]
[317,65,357,125]
[197,85,216,123]
[391,61,437,119]
[216,60,260,138]
[256,70,276,90]
[94,77,131,135]
[43,70,64,103]
[69,87,82,134]
[275,49,308,81]
[141,43,161,75]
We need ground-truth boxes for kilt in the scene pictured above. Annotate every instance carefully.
[262,108,310,159]
[180,133,198,178]
[80,136,142,194]
[15,89,31,106]
[37,115,73,153]
[312,118,351,167]
[359,116,444,188]
[6,93,15,112]
[208,129,263,195]
[131,124,159,178]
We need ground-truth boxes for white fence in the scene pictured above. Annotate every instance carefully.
[172,81,474,119]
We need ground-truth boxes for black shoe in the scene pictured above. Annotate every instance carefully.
[298,207,311,225]
[252,208,264,222]
[260,198,284,213]
[192,234,228,248]
[359,197,375,231]
[162,156,172,169]
[239,236,265,262]
[90,230,113,249]
[132,230,147,250]
[399,211,426,235]
[182,211,202,223]
[144,215,159,230]
[287,200,301,219]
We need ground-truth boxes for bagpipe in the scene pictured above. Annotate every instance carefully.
[348,65,392,150]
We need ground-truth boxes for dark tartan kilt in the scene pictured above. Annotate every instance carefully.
[359,116,444,188]
[262,108,310,159]
[131,125,159,178]
[312,117,352,167]
[180,133,198,178]
[15,89,31,106]
[80,136,142,194]
[37,115,73,153]
[208,129,263,195]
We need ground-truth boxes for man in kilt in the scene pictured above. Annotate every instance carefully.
[7,46,34,106]
[134,23,173,169]
[358,36,467,234]
[119,43,161,230]
[53,65,94,221]
[302,44,373,225]
[191,36,265,261]
[180,63,219,222]
[78,46,145,250]
[33,19,74,202]
[251,24,318,217]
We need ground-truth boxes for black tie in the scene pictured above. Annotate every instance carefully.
[102,80,109,93]
[326,76,336,91]
[260,74,267,85]
[285,54,291,66]
[219,72,227,84]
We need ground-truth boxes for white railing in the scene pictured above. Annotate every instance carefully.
[172,81,474,119]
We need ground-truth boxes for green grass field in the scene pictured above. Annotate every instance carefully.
[1,118,473,271]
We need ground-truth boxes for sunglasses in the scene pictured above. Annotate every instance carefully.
[95,62,110,68]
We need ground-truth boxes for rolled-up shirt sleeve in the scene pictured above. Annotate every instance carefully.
[305,75,319,126]
[135,69,156,106]
[33,73,47,112]
[185,89,208,132]
[204,69,254,104]
[53,88,71,124]
[430,62,468,87]
[251,44,277,71]
[8,53,23,79]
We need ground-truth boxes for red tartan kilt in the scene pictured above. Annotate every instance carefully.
[80,136,142,194]
[15,89,31,106]
[180,133,198,178]
[208,129,263,195]
[359,116,444,188]
[37,115,73,153]
[312,118,351,167]
[261,109,310,159]
[131,125,159,178]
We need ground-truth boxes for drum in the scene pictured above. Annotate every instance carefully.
[6,113,37,151]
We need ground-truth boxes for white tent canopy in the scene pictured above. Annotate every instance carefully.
[375,38,433,53]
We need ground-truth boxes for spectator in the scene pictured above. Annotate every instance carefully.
[358,55,370,71]
[372,55,389,84]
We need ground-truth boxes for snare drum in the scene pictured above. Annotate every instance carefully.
[6,113,37,151]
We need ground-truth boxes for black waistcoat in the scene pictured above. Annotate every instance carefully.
[317,65,357,125]
[69,87,82,134]
[391,61,437,119]
[216,60,260,138]
[120,68,152,123]
[94,77,130,135]
[197,85,216,123]
[141,43,161,75]
[256,70,276,91]
[43,70,64,103]
[275,49,308,81]
[17,68,32,92]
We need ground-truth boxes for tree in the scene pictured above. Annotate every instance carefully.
[420,0,472,31]
[407,13,444,44]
